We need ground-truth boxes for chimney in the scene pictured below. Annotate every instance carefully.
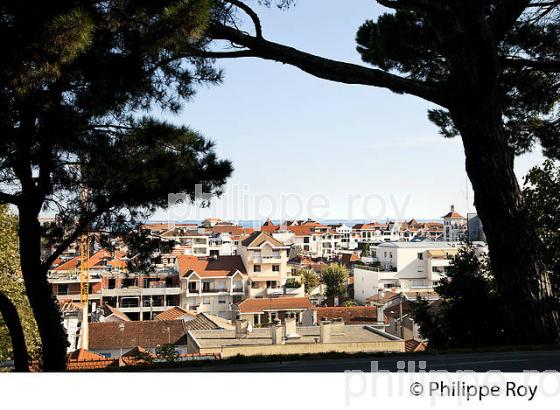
[376,303,385,325]
[331,317,345,335]
[320,320,332,343]
[271,319,285,345]
[235,319,248,339]
[284,315,299,339]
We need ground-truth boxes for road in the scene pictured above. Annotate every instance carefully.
[170,350,560,372]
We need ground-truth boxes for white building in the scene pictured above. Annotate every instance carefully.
[353,242,460,304]
[442,205,467,242]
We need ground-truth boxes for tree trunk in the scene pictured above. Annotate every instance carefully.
[17,207,68,371]
[0,291,29,372]
[453,105,560,344]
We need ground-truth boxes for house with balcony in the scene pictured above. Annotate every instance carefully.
[238,231,292,298]
[48,252,105,307]
[176,255,247,318]
[353,242,460,303]
[100,273,182,321]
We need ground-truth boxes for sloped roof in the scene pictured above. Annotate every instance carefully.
[241,231,286,248]
[155,306,196,321]
[237,297,313,313]
[442,211,465,219]
[315,306,383,324]
[176,255,247,278]
[51,256,80,271]
[89,320,188,350]
[212,225,254,235]
[102,305,131,321]
[405,339,427,352]
[68,348,107,361]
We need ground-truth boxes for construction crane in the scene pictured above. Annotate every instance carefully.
[79,186,91,350]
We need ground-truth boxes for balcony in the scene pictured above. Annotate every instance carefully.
[201,288,229,294]
[101,286,181,297]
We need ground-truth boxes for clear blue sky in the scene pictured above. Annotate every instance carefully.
[155,0,544,222]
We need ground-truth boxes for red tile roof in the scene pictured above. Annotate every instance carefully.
[212,225,254,235]
[51,256,80,271]
[155,307,196,321]
[315,306,383,324]
[405,339,427,352]
[89,320,188,350]
[102,305,131,321]
[176,255,247,278]
[241,231,286,247]
[442,211,465,219]
[237,297,313,313]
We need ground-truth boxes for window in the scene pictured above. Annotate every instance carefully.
[417,252,424,260]
[266,281,277,289]
[254,264,261,273]
[57,284,69,295]
[272,265,280,272]
[218,296,226,304]
[108,278,116,289]
[188,282,197,292]
[203,298,210,305]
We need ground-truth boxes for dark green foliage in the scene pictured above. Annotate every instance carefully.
[355,6,560,158]
[524,160,560,293]
[321,263,348,298]
[412,246,512,349]
[284,277,301,289]
[0,1,233,370]
[155,344,179,362]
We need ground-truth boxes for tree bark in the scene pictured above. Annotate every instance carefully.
[452,105,560,344]
[17,207,68,371]
[0,291,29,372]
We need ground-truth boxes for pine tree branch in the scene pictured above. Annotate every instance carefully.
[504,56,560,72]
[489,0,533,41]
[0,191,19,205]
[207,24,447,106]
[224,0,263,38]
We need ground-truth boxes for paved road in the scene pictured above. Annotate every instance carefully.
[171,350,560,372]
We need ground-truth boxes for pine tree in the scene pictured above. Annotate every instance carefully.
[0,1,232,370]
[203,1,560,344]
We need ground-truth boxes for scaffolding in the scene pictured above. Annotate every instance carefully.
[79,187,91,350]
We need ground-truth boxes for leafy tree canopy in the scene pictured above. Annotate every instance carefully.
[0,205,40,363]
[321,263,349,298]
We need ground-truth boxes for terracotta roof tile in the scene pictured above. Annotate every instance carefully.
[237,297,313,313]
[241,231,286,247]
[176,255,247,278]
[155,307,196,321]
[89,320,188,350]
[315,306,381,324]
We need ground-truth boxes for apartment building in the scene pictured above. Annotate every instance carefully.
[238,231,293,297]
[49,250,107,307]
[176,255,247,318]
[353,242,460,303]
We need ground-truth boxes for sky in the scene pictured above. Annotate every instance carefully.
[153,0,545,222]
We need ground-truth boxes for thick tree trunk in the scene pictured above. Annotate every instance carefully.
[453,106,560,344]
[0,291,29,371]
[17,207,68,371]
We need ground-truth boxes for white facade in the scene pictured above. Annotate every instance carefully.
[353,242,459,303]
